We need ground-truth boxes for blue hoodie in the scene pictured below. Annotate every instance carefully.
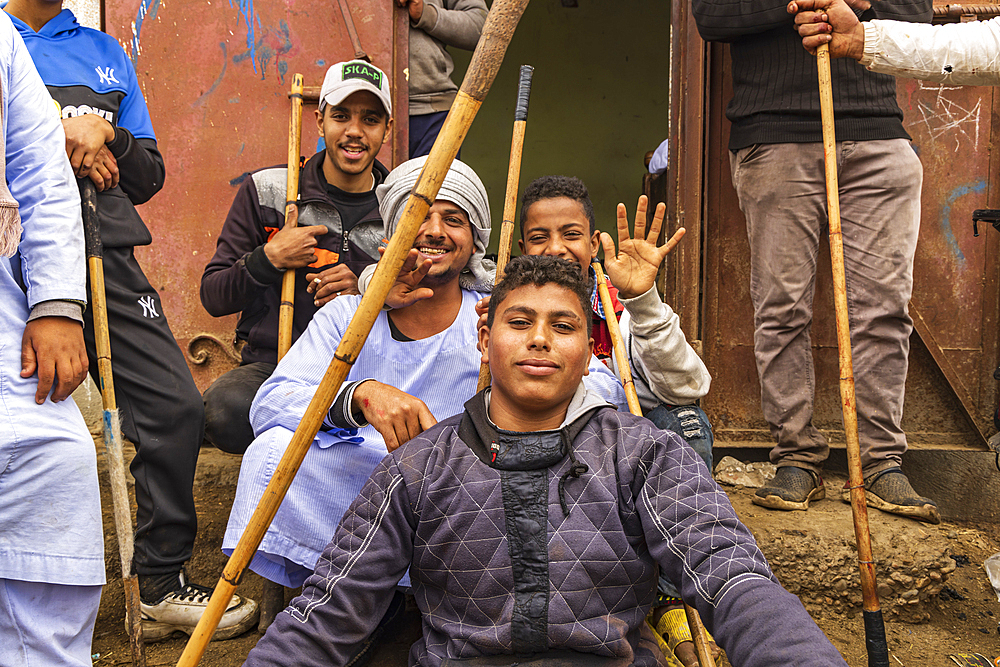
[6,6,163,247]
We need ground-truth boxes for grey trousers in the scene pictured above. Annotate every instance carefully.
[729,139,922,476]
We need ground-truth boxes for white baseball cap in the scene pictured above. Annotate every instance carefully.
[319,60,392,117]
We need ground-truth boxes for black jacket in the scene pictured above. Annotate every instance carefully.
[200,152,388,364]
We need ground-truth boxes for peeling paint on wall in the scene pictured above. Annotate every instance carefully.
[940,180,986,266]
[127,0,162,66]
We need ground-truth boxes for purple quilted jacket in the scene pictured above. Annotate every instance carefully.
[245,392,846,667]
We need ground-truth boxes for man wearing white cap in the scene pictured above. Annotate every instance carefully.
[223,158,626,599]
[201,59,394,456]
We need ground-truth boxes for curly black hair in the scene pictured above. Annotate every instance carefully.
[487,255,593,337]
[519,175,596,237]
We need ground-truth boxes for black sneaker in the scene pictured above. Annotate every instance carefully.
[139,570,259,642]
[752,466,825,511]
[841,468,940,524]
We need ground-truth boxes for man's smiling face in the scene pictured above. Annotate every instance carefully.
[412,200,475,287]
[519,196,600,275]
[479,282,593,429]
[317,90,391,179]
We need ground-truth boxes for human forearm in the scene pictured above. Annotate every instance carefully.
[244,457,413,667]
[414,0,487,50]
[109,133,165,204]
[5,30,85,306]
[862,17,1000,84]
[200,252,274,317]
[623,288,711,404]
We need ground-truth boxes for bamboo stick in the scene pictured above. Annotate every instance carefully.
[277,74,304,360]
[592,261,715,667]
[816,42,890,667]
[477,64,534,391]
[82,179,146,667]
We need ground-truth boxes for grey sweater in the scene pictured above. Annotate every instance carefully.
[244,386,847,667]
[692,0,932,150]
[408,0,487,114]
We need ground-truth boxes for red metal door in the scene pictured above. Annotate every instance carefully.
[103,0,407,390]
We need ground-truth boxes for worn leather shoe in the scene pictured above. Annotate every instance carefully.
[752,466,825,511]
[840,468,940,524]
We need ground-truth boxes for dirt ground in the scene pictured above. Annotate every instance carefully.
[89,443,1000,667]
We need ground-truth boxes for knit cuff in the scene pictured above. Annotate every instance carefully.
[860,23,879,69]
[244,245,285,285]
[27,299,85,324]
[326,379,374,429]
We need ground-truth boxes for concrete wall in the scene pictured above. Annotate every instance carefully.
[452,0,671,250]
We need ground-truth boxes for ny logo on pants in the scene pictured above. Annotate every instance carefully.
[138,295,159,318]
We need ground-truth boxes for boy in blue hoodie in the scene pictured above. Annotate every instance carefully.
[4,0,259,641]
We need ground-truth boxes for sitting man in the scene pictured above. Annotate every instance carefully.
[242,255,847,667]
[224,157,626,591]
[201,59,393,455]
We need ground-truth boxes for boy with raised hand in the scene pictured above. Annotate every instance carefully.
[242,255,846,667]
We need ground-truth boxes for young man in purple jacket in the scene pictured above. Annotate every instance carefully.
[243,255,847,667]
[200,60,393,455]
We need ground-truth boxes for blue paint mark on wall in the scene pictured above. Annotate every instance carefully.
[316,60,326,67]
[230,0,262,73]
[193,43,228,108]
[941,180,986,264]
[129,0,162,67]
[230,15,294,81]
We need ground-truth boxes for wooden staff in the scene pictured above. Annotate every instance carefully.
[477,63,534,391]
[336,0,370,62]
[816,43,890,667]
[175,2,530,665]
[592,261,715,667]
[277,73,305,360]
[81,179,146,667]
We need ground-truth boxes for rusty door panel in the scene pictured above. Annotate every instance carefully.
[103,0,406,391]
[696,35,998,450]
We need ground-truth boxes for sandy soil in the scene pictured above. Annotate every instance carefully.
[88,444,1000,667]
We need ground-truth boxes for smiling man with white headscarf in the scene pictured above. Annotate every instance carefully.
[224,158,625,601]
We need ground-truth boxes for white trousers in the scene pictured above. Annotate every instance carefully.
[0,579,102,666]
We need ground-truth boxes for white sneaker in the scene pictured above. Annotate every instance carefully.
[140,572,259,642]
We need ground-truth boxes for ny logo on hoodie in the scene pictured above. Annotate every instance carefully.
[95,66,119,86]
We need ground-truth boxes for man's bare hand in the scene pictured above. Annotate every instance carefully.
[21,316,89,404]
[396,0,424,22]
[377,247,434,309]
[352,380,437,452]
[62,114,116,179]
[674,639,721,667]
[306,264,359,307]
[87,146,120,192]
[600,195,684,300]
[788,0,867,59]
[264,225,329,270]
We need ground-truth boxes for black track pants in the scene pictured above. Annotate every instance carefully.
[83,247,204,577]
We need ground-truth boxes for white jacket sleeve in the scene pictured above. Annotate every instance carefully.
[861,17,1000,86]
[619,286,711,408]
[2,14,84,308]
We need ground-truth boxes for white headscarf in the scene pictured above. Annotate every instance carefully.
[376,156,494,292]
